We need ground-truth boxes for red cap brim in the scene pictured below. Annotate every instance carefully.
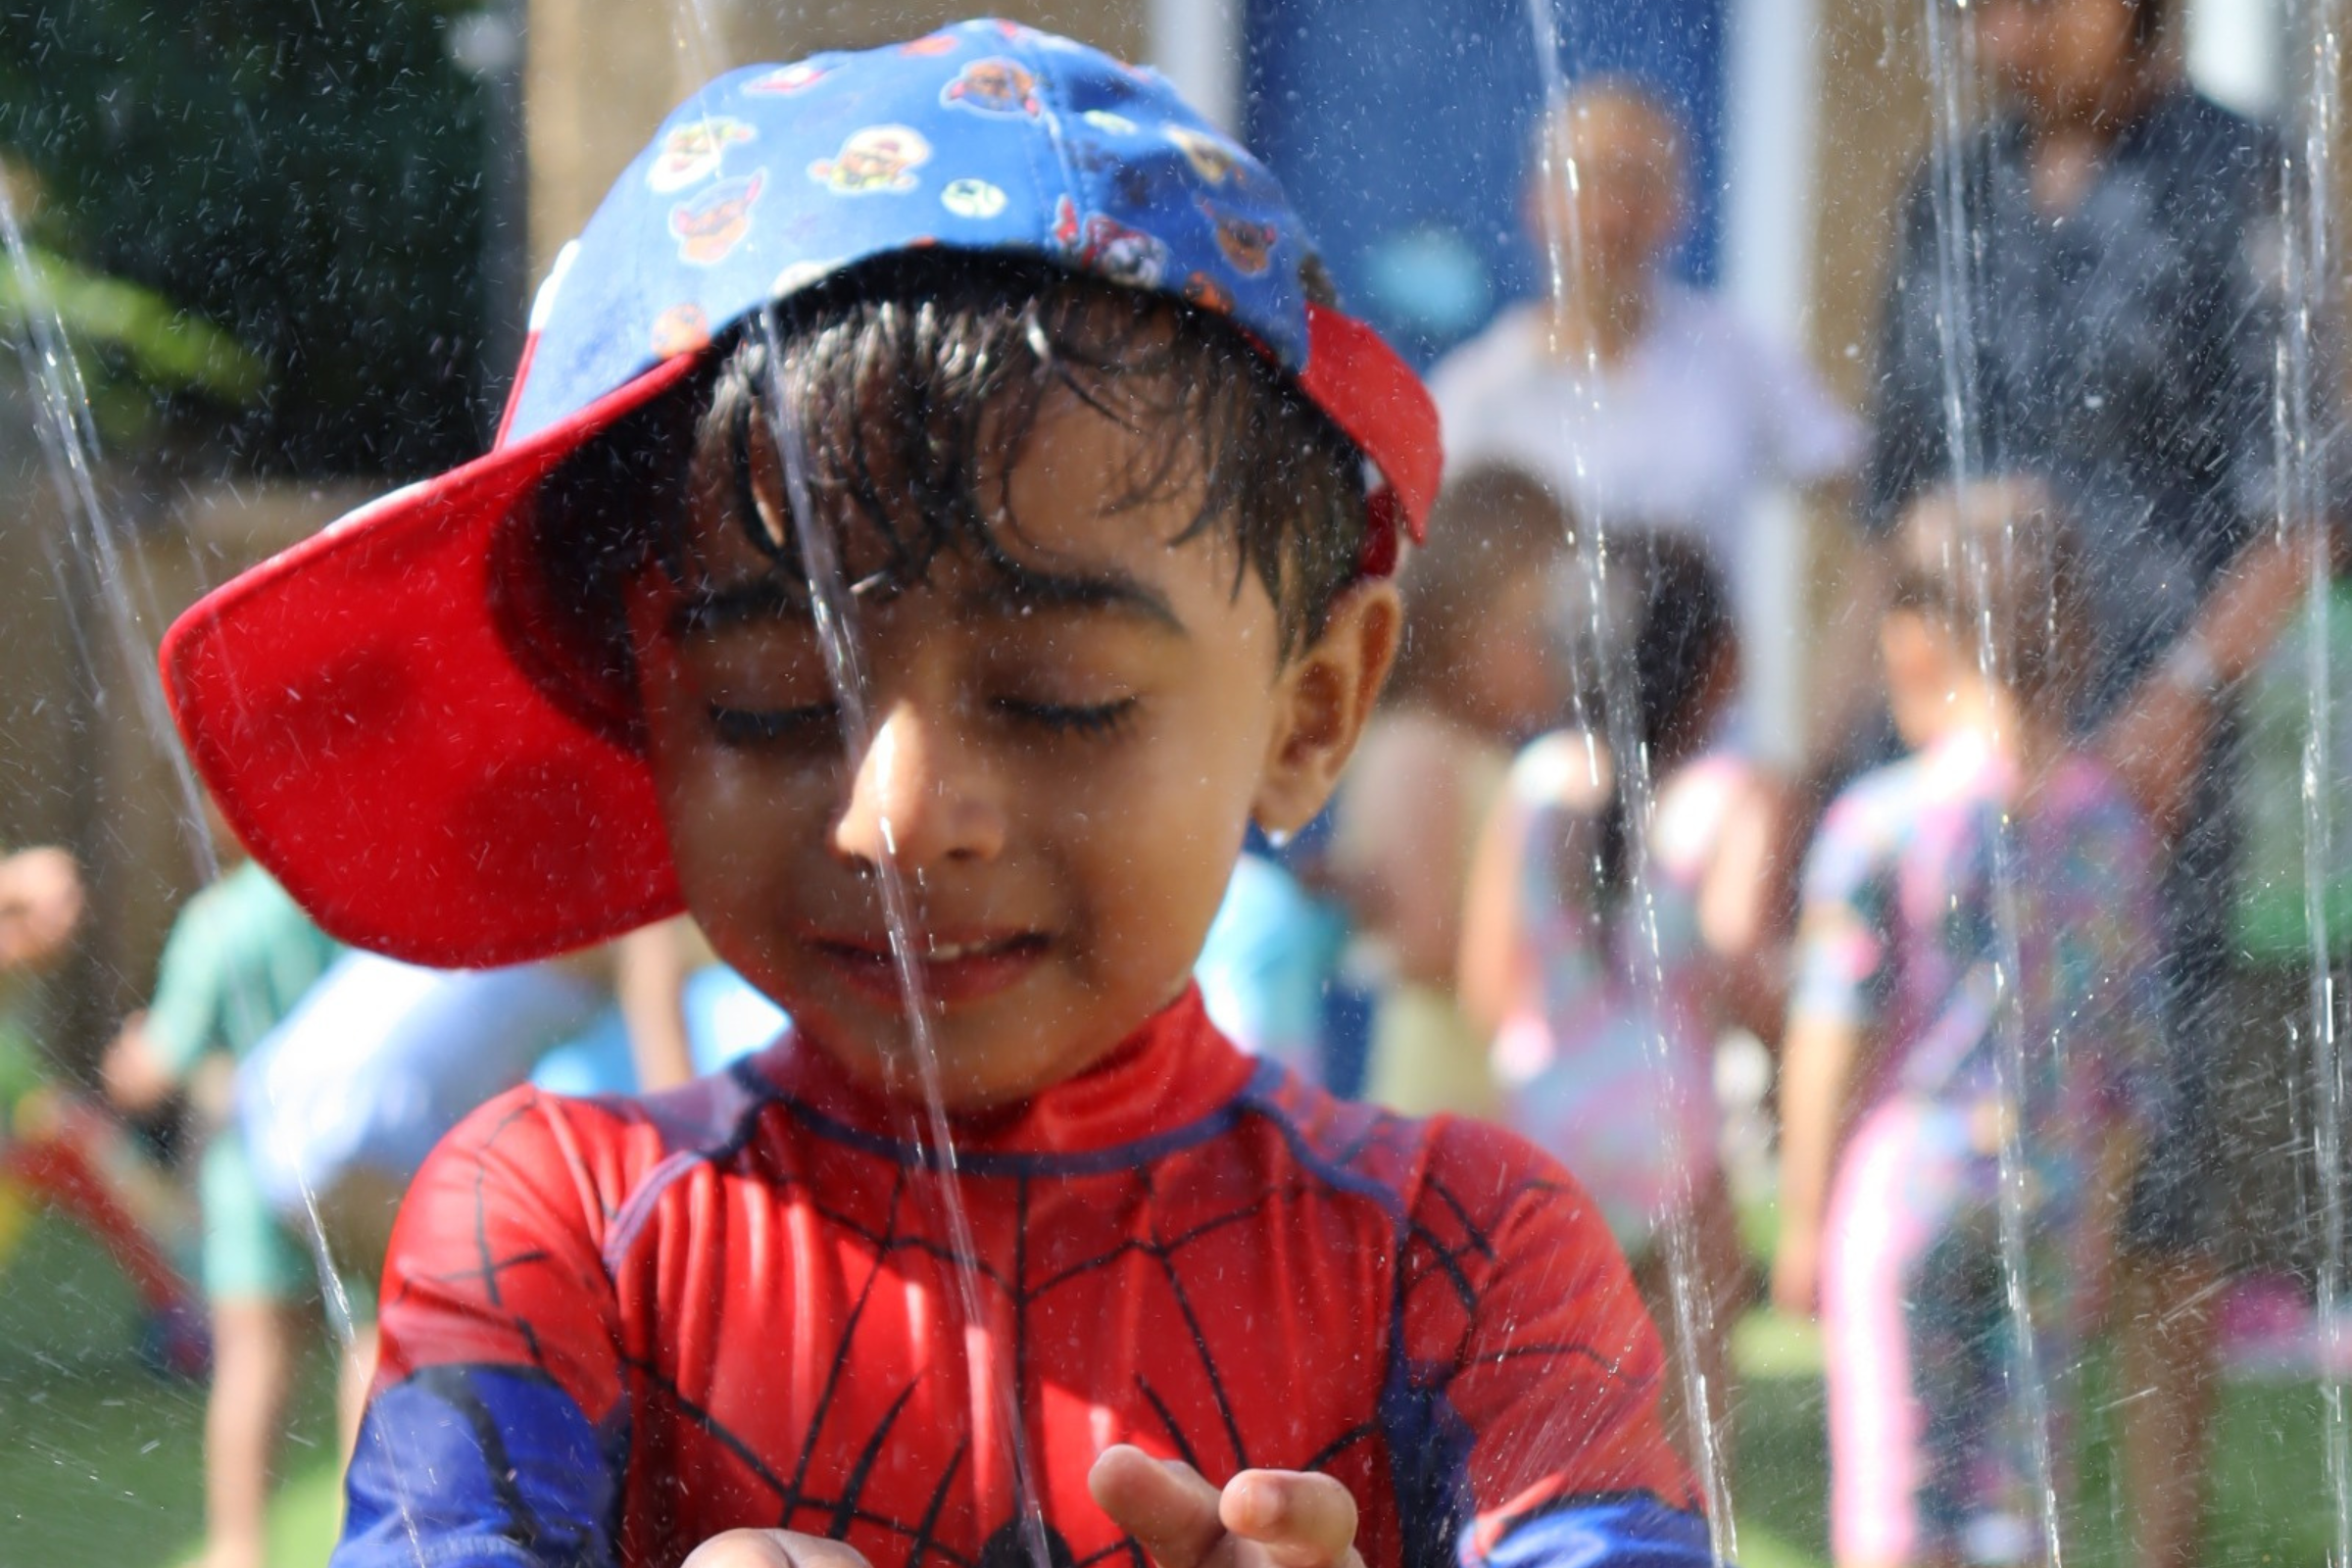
[161,352,704,967]
[1301,302,1441,545]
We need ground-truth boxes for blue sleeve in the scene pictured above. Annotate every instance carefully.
[335,1365,625,1568]
[1472,1496,1718,1568]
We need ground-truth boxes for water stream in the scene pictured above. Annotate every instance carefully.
[657,8,1059,1557]
[0,180,216,888]
[1911,3,2066,1561]
[1518,2,1738,1558]
[2278,0,2352,1555]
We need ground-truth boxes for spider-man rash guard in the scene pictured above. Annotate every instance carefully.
[340,987,1709,1568]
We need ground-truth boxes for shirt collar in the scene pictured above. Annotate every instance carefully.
[754,984,1257,1159]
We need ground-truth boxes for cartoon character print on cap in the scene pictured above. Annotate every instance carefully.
[646,118,756,193]
[1182,271,1235,316]
[1166,124,1245,188]
[650,303,711,358]
[669,171,765,266]
[899,32,959,57]
[941,178,1009,220]
[746,62,831,95]
[1198,199,1277,277]
[809,125,932,196]
[1052,194,1169,290]
[942,58,1043,119]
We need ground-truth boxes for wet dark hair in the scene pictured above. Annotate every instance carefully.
[1571,531,1738,900]
[500,251,1368,743]
[1889,476,2087,710]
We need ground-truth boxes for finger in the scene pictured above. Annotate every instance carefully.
[1220,1470,1359,1568]
[1090,1445,1228,1568]
[681,1530,878,1568]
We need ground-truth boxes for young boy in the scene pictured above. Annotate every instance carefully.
[161,22,1704,1568]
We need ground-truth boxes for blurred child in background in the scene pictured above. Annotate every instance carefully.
[1333,464,1574,1119]
[1775,480,2162,1567]
[0,844,204,1372]
[104,812,353,1568]
[234,917,746,1293]
[1458,532,1776,1467]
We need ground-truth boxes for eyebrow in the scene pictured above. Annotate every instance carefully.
[963,559,1187,634]
[669,560,1188,638]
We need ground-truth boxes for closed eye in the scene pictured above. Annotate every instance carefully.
[994,696,1139,738]
[709,703,840,747]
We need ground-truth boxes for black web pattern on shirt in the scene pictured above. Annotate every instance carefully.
[388,1097,571,1373]
[603,1159,1001,1568]
[605,1142,1368,1568]
[416,1089,1668,1559]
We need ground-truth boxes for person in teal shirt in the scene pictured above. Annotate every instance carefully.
[107,852,351,1568]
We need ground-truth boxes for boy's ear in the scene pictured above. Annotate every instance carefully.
[1252,578,1402,837]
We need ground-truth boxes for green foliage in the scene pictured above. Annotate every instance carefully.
[0,0,502,476]
[0,238,270,447]
[0,244,267,401]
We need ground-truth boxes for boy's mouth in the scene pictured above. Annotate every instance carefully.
[809,929,1051,1007]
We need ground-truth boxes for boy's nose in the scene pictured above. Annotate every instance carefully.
[829,702,1008,873]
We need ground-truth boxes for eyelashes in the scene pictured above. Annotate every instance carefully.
[709,703,839,747]
[707,696,1140,748]
[991,696,1139,738]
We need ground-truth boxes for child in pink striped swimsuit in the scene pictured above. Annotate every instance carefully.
[1774,480,2164,1566]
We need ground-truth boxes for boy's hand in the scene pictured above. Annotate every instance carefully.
[1090,1445,1363,1568]
[680,1530,876,1568]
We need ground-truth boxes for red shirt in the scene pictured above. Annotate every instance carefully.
[340,989,1704,1568]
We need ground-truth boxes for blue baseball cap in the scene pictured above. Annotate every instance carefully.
[161,18,1442,967]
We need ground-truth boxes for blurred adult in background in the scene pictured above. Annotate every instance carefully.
[1858,0,2338,1559]
[1333,466,1572,1120]
[1429,79,1861,670]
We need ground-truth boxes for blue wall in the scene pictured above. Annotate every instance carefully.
[1244,0,1728,368]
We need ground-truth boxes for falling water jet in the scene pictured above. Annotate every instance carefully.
[2278,0,2352,1555]
[0,155,462,1568]
[637,8,1075,1561]
[1518,3,1737,1558]
[752,306,1061,1568]
[1912,2,2068,1560]
[0,180,220,888]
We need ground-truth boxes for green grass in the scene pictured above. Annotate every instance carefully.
[0,1213,344,1567]
[1,1212,2347,1566]
[1727,1310,2352,1567]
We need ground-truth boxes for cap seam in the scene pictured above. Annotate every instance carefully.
[1017,28,1090,266]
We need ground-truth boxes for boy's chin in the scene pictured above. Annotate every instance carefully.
[804,1003,1122,1115]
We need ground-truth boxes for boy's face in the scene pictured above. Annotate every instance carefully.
[627,379,1397,1110]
